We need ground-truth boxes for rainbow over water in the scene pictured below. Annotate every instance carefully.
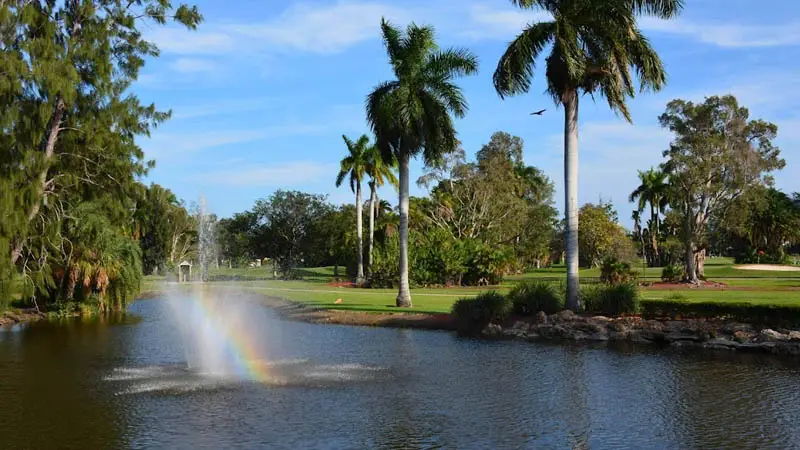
[170,287,272,383]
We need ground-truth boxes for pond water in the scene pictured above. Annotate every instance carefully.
[2,294,800,449]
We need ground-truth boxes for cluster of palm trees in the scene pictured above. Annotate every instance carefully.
[336,0,682,309]
[335,134,398,284]
[629,168,669,266]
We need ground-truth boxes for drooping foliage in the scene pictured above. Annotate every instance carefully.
[1,1,202,310]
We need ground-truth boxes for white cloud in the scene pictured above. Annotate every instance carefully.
[140,103,367,159]
[462,3,550,39]
[147,27,236,55]
[169,57,219,74]
[142,130,269,158]
[198,161,337,187]
[230,1,409,54]
[170,97,275,121]
[640,18,800,48]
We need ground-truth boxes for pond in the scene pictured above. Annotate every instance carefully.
[2,293,800,449]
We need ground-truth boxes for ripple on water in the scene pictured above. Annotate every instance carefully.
[107,360,391,395]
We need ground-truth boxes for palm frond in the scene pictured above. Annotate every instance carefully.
[631,0,684,19]
[626,28,666,92]
[493,21,556,98]
[424,48,479,79]
[380,18,405,75]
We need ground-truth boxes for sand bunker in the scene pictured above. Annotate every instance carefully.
[734,264,800,272]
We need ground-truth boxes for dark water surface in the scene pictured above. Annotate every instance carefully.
[2,297,800,449]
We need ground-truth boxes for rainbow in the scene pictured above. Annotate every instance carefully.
[181,288,271,383]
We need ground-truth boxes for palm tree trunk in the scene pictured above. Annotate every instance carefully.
[397,150,412,307]
[368,183,376,277]
[683,208,699,283]
[650,203,659,261]
[356,183,365,284]
[563,89,580,311]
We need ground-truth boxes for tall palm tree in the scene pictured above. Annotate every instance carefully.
[367,19,478,307]
[493,0,681,310]
[629,167,669,264]
[365,145,398,275]
[336,134,371,284]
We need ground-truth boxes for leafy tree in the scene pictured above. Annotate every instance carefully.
[659,95,784,282]
[578,203,635,267]
[135,184,183,275]
[1,1,201,309]
[366,19,478,307]
[217,211,260,267]
[492,0,681,310]
[716,187,800,262]
[253,190,332,277]
[364,142,397,276]
[335,134,371,283]
[3,0,201,266]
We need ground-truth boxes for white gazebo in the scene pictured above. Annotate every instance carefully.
[178,260,192,282]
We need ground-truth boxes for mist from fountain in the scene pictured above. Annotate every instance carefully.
[164,196,270,380]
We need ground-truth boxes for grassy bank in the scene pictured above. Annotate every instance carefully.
[139,258,800,316]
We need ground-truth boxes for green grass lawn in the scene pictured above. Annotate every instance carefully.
[139,258,800,315]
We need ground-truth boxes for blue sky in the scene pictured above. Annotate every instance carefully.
[134,0,800,227]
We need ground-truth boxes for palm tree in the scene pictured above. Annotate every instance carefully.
[629,167,669,264]
[367,19,478,307]
[365,145,398,275]
[335,134,371,284]
[493,0,681,310]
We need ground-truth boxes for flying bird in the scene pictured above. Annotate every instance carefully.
[530,109,546,116]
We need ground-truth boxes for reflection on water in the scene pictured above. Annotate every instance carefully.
[2,296,800,449]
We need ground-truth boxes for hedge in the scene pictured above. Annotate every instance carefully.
[641,300,800,327]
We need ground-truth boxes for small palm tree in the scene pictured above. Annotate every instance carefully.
[367,18,478,307]
[336,134,371,283]
[493,0,681,310]
[365,145,398,275]
[629,167,669,264]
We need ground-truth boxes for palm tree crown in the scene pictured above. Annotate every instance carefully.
[335,134,371,192]
[493,0,681,119]
[629,167,669,214]
[367,19,479,163]
[366,145,398,190]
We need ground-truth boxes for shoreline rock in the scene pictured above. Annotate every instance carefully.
[0,308,47,327]
[481,312,800,356]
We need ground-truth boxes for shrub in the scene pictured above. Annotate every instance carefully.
[661,264,685,283]
[580,284,601,313]
[600,257,638,284]
[451,291,512,334]
[584,283,640,315]
[641,299,800,327]
[508,281,564,315]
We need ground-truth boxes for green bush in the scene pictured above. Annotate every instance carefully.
[641,300,800,326]
[509,281,564,315]
[367,230,512,288]
[451,291,512,334]
[583,283,639,315]
[580,284,599,313]
[600,257,638,284]
[661,264,685,283]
